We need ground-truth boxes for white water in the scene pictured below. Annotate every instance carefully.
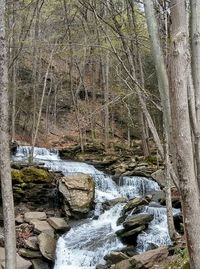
[13,146,175,269]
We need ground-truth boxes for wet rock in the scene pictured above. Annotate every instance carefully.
[24,212,47,223]
[116,225,146,240]
[123,214,153,229]
[30,220,54,236]
[122,197,150,214]
[18,248,42,258]
[103,198,128,210]
[47,217,70,232]
[38,233,56,261]
[104,252,129,264]
[31,258,49,269]
[59,173,95,216]
[129,246,169,268]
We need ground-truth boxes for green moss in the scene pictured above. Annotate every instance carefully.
[165,249,190,269]
[11,169,24,183]
[21,166,51,182]
[13,187,25,194]
[145,155,158,164]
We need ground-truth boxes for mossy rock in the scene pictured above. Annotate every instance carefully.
[13,186,25,195]
[11,169,24,183]
[21,166,51,182]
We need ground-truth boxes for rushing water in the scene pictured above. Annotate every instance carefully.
[13,146,176,269]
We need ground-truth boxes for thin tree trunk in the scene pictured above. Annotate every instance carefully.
[170,1,200,268]
[144,0,176,240]
[103,53,110,151]
[191,0,200,188]
[0,0,16,267]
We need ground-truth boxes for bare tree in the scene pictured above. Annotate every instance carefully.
[170,1,200,268]
[0,0,16,268]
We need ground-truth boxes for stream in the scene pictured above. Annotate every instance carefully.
[13,146,179,269]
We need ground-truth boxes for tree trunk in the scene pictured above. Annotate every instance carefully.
[144,0,176,240]
[170,1,200,268]
[191,0,200,188]
[0,0,16,267]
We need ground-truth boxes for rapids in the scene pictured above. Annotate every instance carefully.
[13,146,177,269]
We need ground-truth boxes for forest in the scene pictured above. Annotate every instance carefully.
[0,0,199,269]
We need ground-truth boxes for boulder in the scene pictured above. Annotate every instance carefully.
[31,259,49,269]
[112,247,169,269]
[104,252,129,264]
[38,233,56,261]
[30,220,54,237]
[151,169,165,187]
[59,173,95,215]
[130,246,169,268]
[18,248,42,259]
[111,259,132,269]
[1,252,32,269]
[103,198,128,210]
[47,217,70,232]
[24,236,39,251]
[116,225,146,239]
[123,214,153,229]
[24,212,47,223]
[122,197,150,214]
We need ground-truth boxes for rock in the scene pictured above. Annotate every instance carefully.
[21,166,51,183]
[15,214,24,224]
[129,246,169,268]
[123,214,153,229]
[111,259,132,269]
[134,166,147,172]
[104,252,129,264]
[31,259,49,269]
[16,254,32,269]
[59,173,95,215]
[38,233,56,261]
[30,220,54,236]
[122,197,150,214]
[103,198,128,210]
[24,212,47,223]
[151,169,165,187]
[112,247,169,269]
[116,225,146,239]
[24,236,39,251]
[1,253,32,269]
[47,217,70,232]
[18,248,42,258]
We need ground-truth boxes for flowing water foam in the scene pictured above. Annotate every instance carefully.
[13,146,176,269]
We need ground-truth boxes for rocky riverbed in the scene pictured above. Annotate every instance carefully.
[0,145,186,269]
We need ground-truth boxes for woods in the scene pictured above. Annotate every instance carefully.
[1,0,200,269]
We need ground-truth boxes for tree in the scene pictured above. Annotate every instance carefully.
[170,1,200,268]
[0,0,16,268]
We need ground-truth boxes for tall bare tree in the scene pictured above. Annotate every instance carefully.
[0,0,16,268]
[170,1,200,268]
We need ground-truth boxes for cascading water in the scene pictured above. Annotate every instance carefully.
[13,146,177,269]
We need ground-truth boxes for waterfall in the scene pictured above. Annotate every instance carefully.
[136,204,180,252]
[13,146,176,269]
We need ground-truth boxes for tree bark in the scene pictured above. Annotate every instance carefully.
[191,0,200,188]
[170,1,200,268]
[0,0,16,268]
